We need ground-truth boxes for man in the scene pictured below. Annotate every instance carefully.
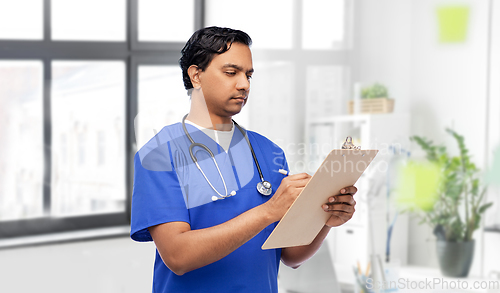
[130,26,357,292]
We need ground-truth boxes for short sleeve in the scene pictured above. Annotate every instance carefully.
[270,141,289,174]
[130,150,190,242]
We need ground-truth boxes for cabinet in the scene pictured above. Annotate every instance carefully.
[305,113,411,279]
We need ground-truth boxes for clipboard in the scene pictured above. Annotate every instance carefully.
[262,149,379,250]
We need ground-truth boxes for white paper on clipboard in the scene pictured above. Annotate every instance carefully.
[261,149,379,250]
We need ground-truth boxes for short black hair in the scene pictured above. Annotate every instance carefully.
[179,26,252,90]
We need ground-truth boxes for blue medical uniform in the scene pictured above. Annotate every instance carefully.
[130,122,289,293]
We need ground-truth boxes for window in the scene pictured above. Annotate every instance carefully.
[205,0,294,49]
[0,0,201,242]
[51,0,126,41]
[0,61,44,221]
[205,0,354,170]
[138,0,195,42]
[302,0,349,49]
[0,0,353,244]
[0,0,43,40]
[136,65,190,149]
[51,61,126,217]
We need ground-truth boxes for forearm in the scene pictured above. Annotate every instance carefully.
[151,173,312,275]
[281,225,332,268]
[151,204,275,275]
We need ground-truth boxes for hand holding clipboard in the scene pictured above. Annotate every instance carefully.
[277,166,358,229]
[262,137,378,250]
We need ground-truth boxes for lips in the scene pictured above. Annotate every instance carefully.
[232,96,247,102]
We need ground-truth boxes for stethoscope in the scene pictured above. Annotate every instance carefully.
[182,114,272,201]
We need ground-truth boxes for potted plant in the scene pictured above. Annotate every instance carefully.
[348,83,394,114]
[361,83,389,99]
[409,128,493,277]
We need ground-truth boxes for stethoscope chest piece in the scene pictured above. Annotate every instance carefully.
[257,181,272,196]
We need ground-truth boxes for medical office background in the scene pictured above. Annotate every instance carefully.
[0,0,500,292]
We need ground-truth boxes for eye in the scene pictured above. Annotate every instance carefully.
[247,75,253,80]
[225,71,236,76]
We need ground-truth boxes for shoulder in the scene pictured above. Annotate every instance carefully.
[138,122,182,150]
[137,123,183,154]
[136,122,184,171]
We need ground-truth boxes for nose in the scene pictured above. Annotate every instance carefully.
[236,73,250,92]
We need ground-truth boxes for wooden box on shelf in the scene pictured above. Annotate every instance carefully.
[348,97,394,114]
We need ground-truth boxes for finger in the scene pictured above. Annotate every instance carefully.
[283,176,311,188]
[287,172,311,180]
[322,203,354,213]
[294,176,312,185]
[330,210,354,221]
[327,196,336,203]
[330,203,354,213]
[325,195,355,205]
[339,186,357,195]
[324,210,352,222]
[333,195,356,205]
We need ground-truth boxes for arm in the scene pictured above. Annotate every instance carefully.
[281,186,357,268]
[149,173,312,276]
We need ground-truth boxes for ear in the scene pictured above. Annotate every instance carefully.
[187,65,202,89]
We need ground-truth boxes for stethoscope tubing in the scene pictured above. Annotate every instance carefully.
[181,114,271,198]
[239,125,266,183]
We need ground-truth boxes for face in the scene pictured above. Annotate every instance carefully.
[192,42,254,120]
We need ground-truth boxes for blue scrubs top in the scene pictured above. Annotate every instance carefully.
[130,122,289,293]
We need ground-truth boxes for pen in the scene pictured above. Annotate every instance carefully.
[365,261,371,276]
[278,169,288,175]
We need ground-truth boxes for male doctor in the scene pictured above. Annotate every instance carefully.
[131,26,357,293]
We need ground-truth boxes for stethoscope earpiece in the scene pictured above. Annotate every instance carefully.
[212,190,237,202]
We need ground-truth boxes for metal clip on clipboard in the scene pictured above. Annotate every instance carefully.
[341,136,361,150]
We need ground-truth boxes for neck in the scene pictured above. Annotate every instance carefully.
[186,89,233,131]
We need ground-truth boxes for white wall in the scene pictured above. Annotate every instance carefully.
[0,237,156,293]
[410,0,489,161]
[409,0,490,275]
[357,0,413,116]
[358,0,495,276]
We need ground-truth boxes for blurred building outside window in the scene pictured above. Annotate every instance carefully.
[0,0,199,241]
[51,61,126,217]
[0,61,44,221]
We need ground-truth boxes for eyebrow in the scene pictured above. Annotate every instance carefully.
[222,63,254,74]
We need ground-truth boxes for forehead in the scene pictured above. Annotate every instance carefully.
[209,42,253,70]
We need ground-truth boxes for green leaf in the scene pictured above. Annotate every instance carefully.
[408,128,493,241]
[361,83,388,99]
[478,202,493,214]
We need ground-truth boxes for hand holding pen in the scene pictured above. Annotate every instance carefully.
[278,169,357,228]
[265,170,312,223]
